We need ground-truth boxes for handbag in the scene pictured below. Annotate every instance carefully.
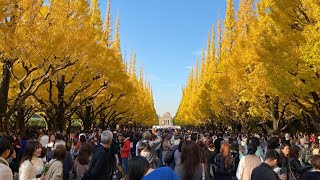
[288,166,298,180]
[116,163,125,180]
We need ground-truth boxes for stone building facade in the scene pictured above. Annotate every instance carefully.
[159,112,173,126]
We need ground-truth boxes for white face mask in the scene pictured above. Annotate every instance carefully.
[140,150,151,159]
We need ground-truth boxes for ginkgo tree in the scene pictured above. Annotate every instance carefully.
[0,0,157,133]
[176,0,320,134]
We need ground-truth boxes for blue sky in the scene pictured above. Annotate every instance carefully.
[98,0,230,116]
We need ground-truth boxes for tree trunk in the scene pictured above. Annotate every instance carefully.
[56,75,66,131]
[16,108,26,138]
[271,96,280,135]
[0,61,12,131]
[83,105,92,132]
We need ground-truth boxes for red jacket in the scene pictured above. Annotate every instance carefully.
[121,139,131,158]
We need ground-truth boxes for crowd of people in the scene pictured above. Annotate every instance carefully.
[0,127,320,180]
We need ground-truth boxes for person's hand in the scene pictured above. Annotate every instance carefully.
[279,173,286,180]
[152,128,158,136]
[39,173,45,180]
[45,163,50,170]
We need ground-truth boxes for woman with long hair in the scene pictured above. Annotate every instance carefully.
[74,142,93,180]
[128,156,179,180]
[214,143,235,180]
[19,141,45,180]
[289,145,312,179]
[278,144,290,176]
[45,144,66,180]
[205,138,216,180]
[174,140,207,180]
[161,133,172,166]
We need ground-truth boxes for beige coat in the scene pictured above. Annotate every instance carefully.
[19,157,43,180]
[45,159,63,180]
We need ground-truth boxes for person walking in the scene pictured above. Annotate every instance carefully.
[174,140,208,180]
[214,143,235,180]
[251,149,281,180]
[236,143,263,180]
[74,142,92,180]
[19,140,45,180]
[302,155,320,180]
[45,144,66,180]
[0,137,13,180]
[289,145,312,180]
[127,156,179,180]
[81,130,114,180]
[121,133,131,174]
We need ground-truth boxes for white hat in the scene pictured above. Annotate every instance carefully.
[79,133,86,139]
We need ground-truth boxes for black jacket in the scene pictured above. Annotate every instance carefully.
[289,157,312,179]
[84,144,114,180]
[164,145,179,169]
[251,163,280,180]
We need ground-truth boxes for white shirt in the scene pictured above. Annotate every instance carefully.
[236,155,263,180]
[19,157,43,180]
[40,135,49,147]
[0,157,13,180]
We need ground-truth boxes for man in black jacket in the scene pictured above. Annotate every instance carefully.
[82,130,114,180]
[251,149,283,180]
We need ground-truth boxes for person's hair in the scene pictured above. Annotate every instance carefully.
[312,141,319,149]
[21,140,42,164]
[77,142,92,165]
[231,141,239,152]
[123,133,129,139]
[279,144,289,166]
[161,133,168,141]
[205,137,214,149]
[53,144,66,161]
[265,149,279,161]
[138,142,150,155]
[250,137,260,146]
[191,133,198,141]
[142,131,151,140]
[220,143,233,169]
[289,145,301,159]
[197,141,206,163]
[267,137,280,149]
[0,137,11,156]
[39,147,47,159]
[55,134,63,141]
[311,155,320,170]
[247,143,257,155]
[178,139,185,152]
[100,130,113,144]
[79,134,86,143]
[127,156,150,180]
[181,140,201,179]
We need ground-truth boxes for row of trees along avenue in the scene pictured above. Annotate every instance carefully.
[0,0,158,136]
[175,0,320,134]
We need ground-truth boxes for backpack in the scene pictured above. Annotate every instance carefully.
[301,146,312,165]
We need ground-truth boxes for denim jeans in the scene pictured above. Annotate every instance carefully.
[122,158,128,174]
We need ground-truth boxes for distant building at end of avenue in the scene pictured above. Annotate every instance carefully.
[159,112,173,126]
